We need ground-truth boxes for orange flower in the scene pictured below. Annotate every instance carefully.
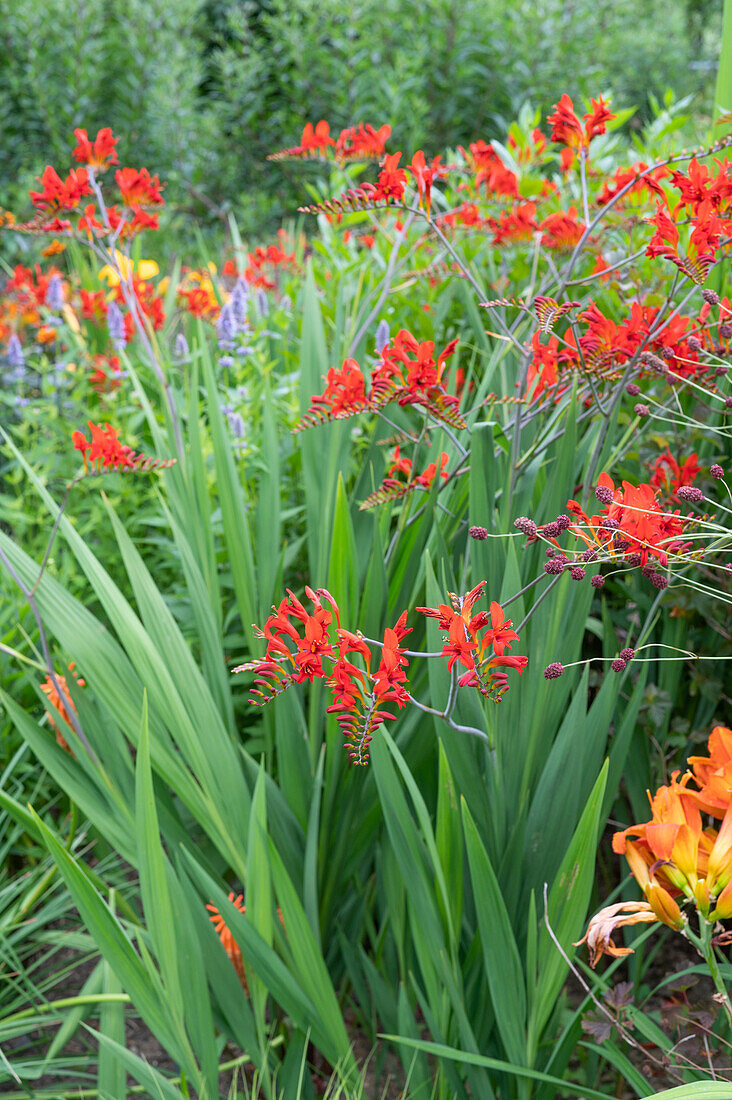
[688,727,732,817]
[207,893,248,990]
[40,663,85,753]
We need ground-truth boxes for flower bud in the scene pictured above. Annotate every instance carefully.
[544,662,564,679]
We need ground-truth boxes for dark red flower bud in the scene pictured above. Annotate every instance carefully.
[514,516,538,537]
[595,485,614,504]
[544,662,564,679]
[543,521,561,537]
[648,572,668,589]
[710,464,724,478]
[687,336,702,352]
[469,525,488,540]
[626,382,641,395]
[677,486,703,502]
[611,658,626,672]
[556,513,572,531]
[619,647,635,661]
[570,566,585,580]
[702,288,720,306]
[544,556,567,575]
[590,574,605,588]
[719,323,732,339]
[634,403,650,416]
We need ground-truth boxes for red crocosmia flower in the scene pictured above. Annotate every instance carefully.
[646,200,723,284]
[309,359,369,418]
[490,201,538,245]
[72,127,119,170]
[258,586,339,684]
[650,450,700,496]
[525,332,566,403]
[30,166,91,211]
[387,445,413,479]
[565,472,687,566]
[669,157,732,213]
[481,601,519,657]
[115,167,164,207]
[463,140,518,197]
[408,151,443,219]
[539,207,585,249]
[239,590,410,764]
[80,288,108,325]
[300,120,334,153]
[547,94,615,154]
[335,123,391,161]
[373,614,411,707]
[414,451,449,489]
[77,202,105,238]
[375,152,407,203]
[416,583,525,699]
[90,354,122,394]
[598,162,666,206]
[73,421,136,472]
[547,94,585,148]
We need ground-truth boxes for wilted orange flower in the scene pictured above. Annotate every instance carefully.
[574,901,659,968]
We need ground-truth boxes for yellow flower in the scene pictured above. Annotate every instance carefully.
[99,251,159,286]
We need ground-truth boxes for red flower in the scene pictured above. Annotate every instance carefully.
[375,152,407,203]
[300,120,334,153]
[335,123,391,161]
[115,167,164,207]
[408,151,443,219]
[30,166,91,211]
[309,359,368,418]
[490,202,538,245]
[89,355,122,394]
[73,421,136,471]
[80,288,108,325]
[547,94,615,153]
[650,450,700,495]
[72,127,119,170]
[539,207,585,249]
[416,584,525,698]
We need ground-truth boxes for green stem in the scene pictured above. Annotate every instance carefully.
[686,922,732,1027]
[2,994,131,1027]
